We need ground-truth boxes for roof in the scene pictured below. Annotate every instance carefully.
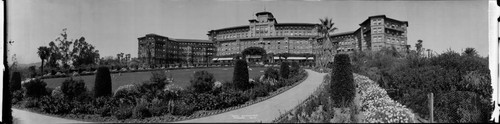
[211,25,250,32]
[171,38,212,43]
[275,23,317,26]
[256,11,273,16]
[359,15,408,26]
[331,31,356,37]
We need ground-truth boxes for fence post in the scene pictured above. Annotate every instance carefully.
[428,93,434,123]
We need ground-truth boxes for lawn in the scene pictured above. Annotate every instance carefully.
[43,67,267,91]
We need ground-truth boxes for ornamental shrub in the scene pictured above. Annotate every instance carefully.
[280,62,290,79]
[61,78,87,98]
[132,100,152,119]
[94,66,112,97]
[190,70,216,93]
[264,67,280,80]
[291,61,301,75]
[10,72,22,91]
[114,105,134,120]
[233,59,250,90]
[22,78,48,98]
[150,71,167,84]
[330,54,355,108]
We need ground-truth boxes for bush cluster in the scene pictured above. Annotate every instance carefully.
[22,78,49,98]
[190,70,215,93]
[61,78,87,98]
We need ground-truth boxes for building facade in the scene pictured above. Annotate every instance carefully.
[208,12,409,64]
[207,11,317,63]
[137,34,216,66]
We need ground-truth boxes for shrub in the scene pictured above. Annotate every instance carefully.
[94,66,112,97]
[150,71,167,84]
[61,78,87,98]
[330,54,355,108]
[291,62,300,75]
[264,67,280,80]
[10,72,22,91]
[233,59,250,90]
[244,83,271,100]
[132,100,152,119]
[171,100,195,116]
[93,96,118,117]
[435,91,485,123]
[114,105,134,120]
[190,70,216,93]
[11,90,24,105]
[38,96,72,115]
[22,78,48,98]
[113,84,139,105]
[280,62,290,79]
[51,86,64,98]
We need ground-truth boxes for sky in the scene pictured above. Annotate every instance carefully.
[7,0,489,64]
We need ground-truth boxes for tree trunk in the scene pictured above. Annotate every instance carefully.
[41,60,44,75]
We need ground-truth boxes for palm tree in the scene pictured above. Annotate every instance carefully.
[463,47,478,57]
[316,17,338,68]
[37,46,51,75]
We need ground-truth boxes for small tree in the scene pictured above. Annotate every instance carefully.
[10,72,22,91]
[61,78,87,98]
[94,66,112,97]
[330,54,355,108]
[280,62,290,79]
[190,70,216,93]
[233,59,250,90]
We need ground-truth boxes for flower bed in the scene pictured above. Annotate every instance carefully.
[355,73,416,123]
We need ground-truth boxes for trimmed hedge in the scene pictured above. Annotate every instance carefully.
[330,54,355,108]
[233,59,250,90]
[94,66,112,97]
[280,62,290,79]
[10,72,22,91]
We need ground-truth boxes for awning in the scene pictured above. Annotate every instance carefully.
[273,57,285,59]
[307,57,314,60]
[218,58,233,61]
[287,57,307,60]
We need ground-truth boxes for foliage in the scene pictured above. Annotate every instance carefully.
[190,70,216,93]
[132,100,152,119]
[93,96,119,117]
[61,78,87,98]
[22,78,48,98]
[233,59,250,90]
[150,71,167,84]
[94,66,112,97]
[280,62,290,79]
[71,37,100,67]
[38,46,51,74]
[330,54,355,107]
[263,67,280,80]
[241,47,266,57]
[51,86,64,99]
[290,62,300,75]
[10,72,22,91]
[114,105,134,120]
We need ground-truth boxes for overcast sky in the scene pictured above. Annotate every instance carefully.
[8,0,488,64]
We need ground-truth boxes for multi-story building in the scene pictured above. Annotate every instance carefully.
[208,12,409,64]
[137,34,216,66]
[207,11,317,63]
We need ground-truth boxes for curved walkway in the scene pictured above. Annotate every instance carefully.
[178,69,327,123]
[11,69,327,123]
[12,109,88,124]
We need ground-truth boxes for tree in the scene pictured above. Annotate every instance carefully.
[416,39,423,55]
[10,72,21,91]
[71,37,100,67]
[280,62,290,79]
[463,47,478,57]
[55,28,74,69]
[38,46,50,74]
[28,66,37,78]
[47,41,60,69]
[330,54,355,108]
[316,17,338,68]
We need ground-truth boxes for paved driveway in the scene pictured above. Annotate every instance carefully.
[12,109,88,124]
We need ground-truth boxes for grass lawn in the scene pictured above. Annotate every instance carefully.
[43,67,267,91]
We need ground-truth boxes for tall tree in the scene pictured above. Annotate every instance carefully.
[415,39,423,55]
[47,41,60,69]
[37,46,50,75]
[55,28,73,69]
[71,37,99,67]
[316,17,338,68]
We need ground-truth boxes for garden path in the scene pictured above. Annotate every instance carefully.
[12,108,88,124]
[177,69,327,123]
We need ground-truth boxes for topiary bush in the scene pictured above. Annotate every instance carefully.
[22,78,48,98]
[94,66,112,97]
[10,72,22,91]
[280,62,290,79]
[233,59,250,90]
[330,54,355,108]
[61,78,87,98]
[190,70,216,93]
